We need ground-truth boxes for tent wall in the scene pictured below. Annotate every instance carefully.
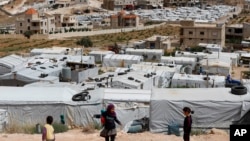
[150,100,243,133]
[0,104,102,127]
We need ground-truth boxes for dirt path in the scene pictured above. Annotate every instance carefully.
[0,129,229,141]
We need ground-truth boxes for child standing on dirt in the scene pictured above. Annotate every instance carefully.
[100,104,122,141]
[42,116,55,141]
[183,107,194,141]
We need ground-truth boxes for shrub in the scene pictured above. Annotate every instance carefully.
[52,123,69,133]
[23,31,33,39]
[76,36,93,47]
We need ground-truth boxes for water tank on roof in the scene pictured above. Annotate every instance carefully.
[62,67,71,82]
[0,109,8,133]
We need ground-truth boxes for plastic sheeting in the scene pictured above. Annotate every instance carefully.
[161,56,197,69]
[102,54,143,67]
[150,88,250,133]
[0,87,150,127]
[200,59,231,76]
[171,73,225,88]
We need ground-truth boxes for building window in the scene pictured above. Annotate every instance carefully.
[200,38,204,41]
[189,31,193,35]
[27,19,30,23]
[189,38,192,40]
[20,30,23,34]
[228,29,232,32]
[200,31,204,35]
[235,28,243,34]
[20,23,22,26]
[28,26,30,30]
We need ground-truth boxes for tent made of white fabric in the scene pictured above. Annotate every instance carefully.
[100,88,151,126]
[0,86,151,127]
[102,54,143,67]
[89,51,115,62]
[199,59,231,76]
[30,47,82,56]
[175,51,207,60]
[150,88,250,133]
[171,73,225,88]
[110,71,159,90]
[125,48,163,61]
[0,54,27,75]
[161,56,197,69]
[0,86,102,126]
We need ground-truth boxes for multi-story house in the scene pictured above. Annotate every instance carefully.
[110,10,139,28]
[53,13,78,27]
[15,8,55,34]
[16,8,80,34]
[180,20,225,47]
[102,0,163,10]
[137,0,163,9]
[164,0,201,7]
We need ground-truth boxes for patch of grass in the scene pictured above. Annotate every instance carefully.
[191,129,207,136]
[52,123,69,133]
[82,122,102,133]
[5,123,36,134]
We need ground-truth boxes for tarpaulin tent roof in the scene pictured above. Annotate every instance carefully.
[150,88,250,132]
[0,54,27,75]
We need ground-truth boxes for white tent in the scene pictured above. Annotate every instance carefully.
[100,88,151,125]
[0,54,27,75]
[102,54,143,67]
[0,87,150,127]
[125,48,163,61]
[199,59,231,76]
[110,71,159,90]
[161,56,197,69]
[150,88,250,133]
[0,86,102,126]
[171,73,225,88]
[89,51,115,63]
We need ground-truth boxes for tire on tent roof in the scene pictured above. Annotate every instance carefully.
[231,86,247,95]
[72,91,90,101]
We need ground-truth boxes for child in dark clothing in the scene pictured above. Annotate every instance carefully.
[101,104,122,141]
[183,107,194,141]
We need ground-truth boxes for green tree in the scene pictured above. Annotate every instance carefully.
[76,37,93,47]
[23,31,33,39]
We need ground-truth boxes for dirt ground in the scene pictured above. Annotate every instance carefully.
[0,129,229,141]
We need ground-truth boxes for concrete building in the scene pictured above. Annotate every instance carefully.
[226,24,243,41]
[54,13,78,28]
[137,0,163,9]
[144,35,171,50]
[180,20,225,47]
[102,0,136,11]
[110,10,139,28]
[102,0,163,10]
[225,23,250,41]
[163,0,201,7]
[244,0,250,12]
[15,8,55,34]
